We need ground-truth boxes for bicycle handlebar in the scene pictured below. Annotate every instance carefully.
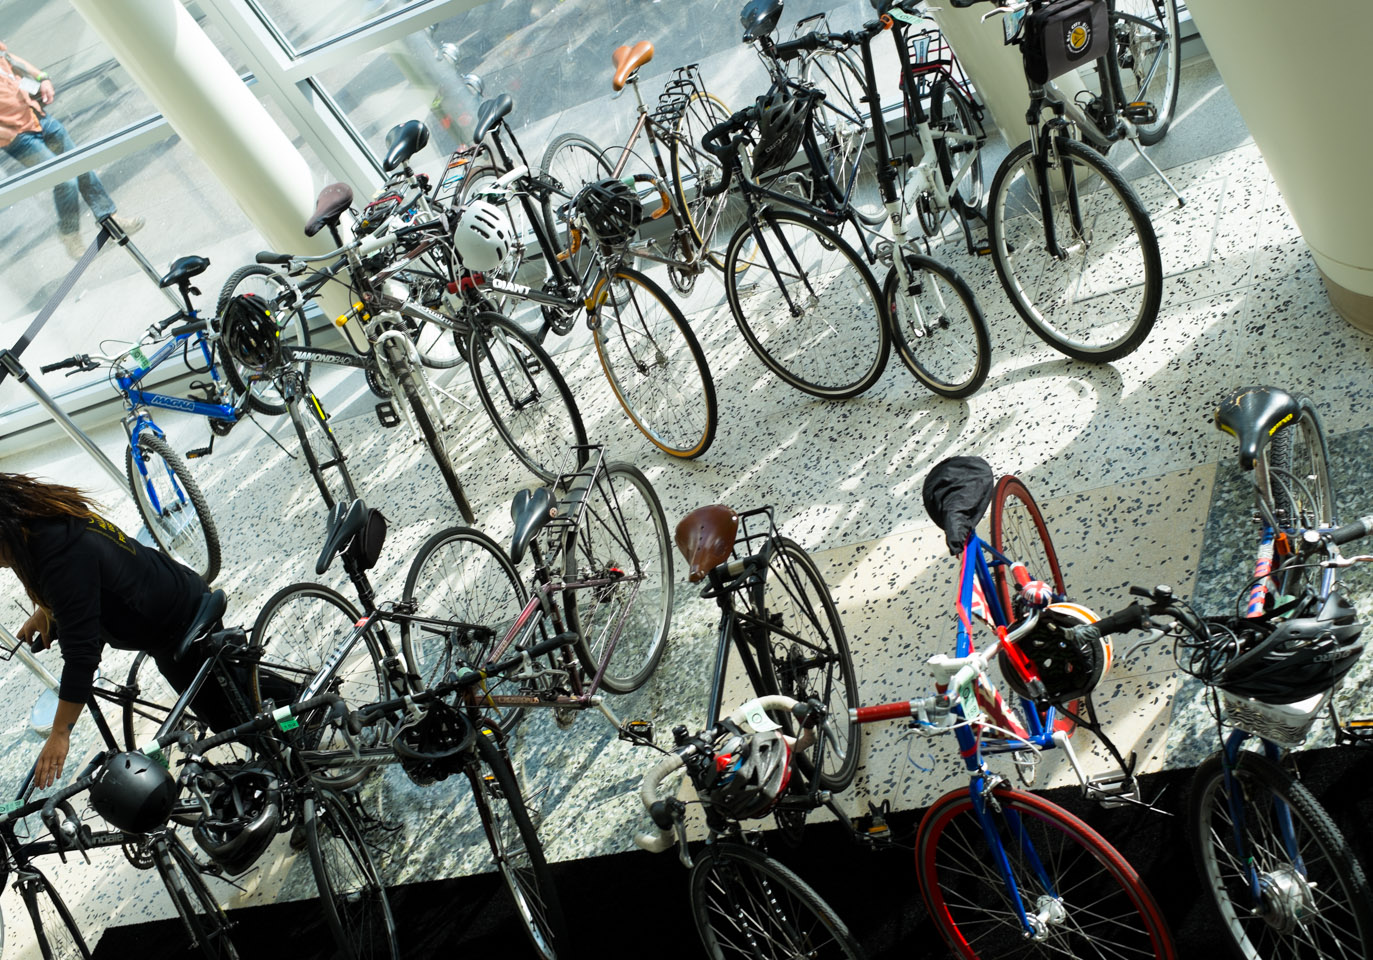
[40,355,97,375]
[254,216,445,270]
[1309,515,1373,552]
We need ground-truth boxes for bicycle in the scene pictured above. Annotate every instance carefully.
[634,693,868,960]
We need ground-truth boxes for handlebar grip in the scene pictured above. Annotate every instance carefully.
[39,356,82,374]
[256,251,292,265]
[853,701,915,724]
[1321,515,1373,549]
[773,32,824,61]
[1064,603,1148,646]
[949,0,981,7]
[166,319,210,337]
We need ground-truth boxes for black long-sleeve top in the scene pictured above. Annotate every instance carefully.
[24,515,207,702]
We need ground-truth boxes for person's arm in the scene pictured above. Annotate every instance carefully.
[35,698,83,789]
[16,606,53,651]
[6,50,54,105]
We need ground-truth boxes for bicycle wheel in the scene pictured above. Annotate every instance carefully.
[990,474,1066,621]
[689,843,867,960]
[917,786,1176,959]
[1190,751,1373,960]
[539,132,613,282]
[250,582,388,789]
[125,432,221,583]
[1109,0,1181,146]
[214,263,311,416]
[287,389,358,512]
[16,866,92,959]
[987,136,1161,362]
[470,726,567,959]
[671,91,746,270]
[804,49,884,227]
[884,252,990,399]
[590,266,718,459]
[122,650,209,752]
[304,791,400,960]
[724,210,889,399]
[749,537,860,792]
[562,462,673,694]
[467,312,587,481]
[1264,397,1334,600]
[930,80,985,219]
[152,833,241,960]
[390,344,474,523]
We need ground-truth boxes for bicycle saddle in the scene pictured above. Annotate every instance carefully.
[383,119,430,173]
[1214,386,1300,470]
[158,255,210,289]
[922,456,994,555]
[611,41,654,91]
[473,94,514,144]
[510,486,557,565]
[675,505,738,583]
[304,182,354,238]
[172,589,228,664]
[740,0,783,40]
[316,498,369,575]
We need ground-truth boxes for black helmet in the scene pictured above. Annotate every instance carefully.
[698,730,792,821]
[1220,594,1364,703]
[573,178,642,249]
[753,85,811,176]
[89,752,177,834]
[392,703,475,786]
[221,293,282,371]
[998,603,1111,705]
[192,763,282,876]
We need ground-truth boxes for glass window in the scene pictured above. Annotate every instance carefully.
[246,0,430,54]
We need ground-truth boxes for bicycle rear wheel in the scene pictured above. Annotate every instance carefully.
[1190,751,1373,960]
[126,432,221,583]
[122,650,209,752]
[930,80,985,221]
[287,388,358,512]
[152,833,241,960]
[304,791,400,960]
[562,462,673,694]
[990,474,1066,621]
[215,263,312,416]
[17,866,92,960]
[590,267,718,459]
[1109,0,1181,146]
[689,843,867,960]
[468,312,587,481]
[884,252,989,399]
[724,210,889,399]
[804,48,885,227]
[988,136,1161,362]
[671,91,745,270]
[917,786,1176,959]
[1265,396,1334,601]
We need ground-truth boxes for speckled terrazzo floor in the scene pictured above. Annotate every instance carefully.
[3,73,1373,958]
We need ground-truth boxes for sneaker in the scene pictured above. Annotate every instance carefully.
[60,232,84,259]
[111,215,145,236]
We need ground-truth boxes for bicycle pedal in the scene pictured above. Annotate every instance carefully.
[1082,772,1141,808]
[851,806,894,847]
[1335,718,1373,746]
[374,401,401,428]
[973,239,992,256]
[619,719,655,745]
[1122,101,1159,124]
[185,446,212,460]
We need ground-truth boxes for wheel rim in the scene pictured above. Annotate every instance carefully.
[886,258,984,394]
[132,446,210,575]
[1112,0,1178,139]
[315,797,394,960]
[473,321,575,479]
[221,274,304,410]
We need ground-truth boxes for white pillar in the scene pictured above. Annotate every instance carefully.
[1187,0,1373,331]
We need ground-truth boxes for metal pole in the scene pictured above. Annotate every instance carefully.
[101,217,184,311]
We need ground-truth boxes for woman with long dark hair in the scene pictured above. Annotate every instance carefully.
[0,472,212,788]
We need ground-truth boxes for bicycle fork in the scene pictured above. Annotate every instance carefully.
[972,776,1066,941]
[1220,733,1309,917]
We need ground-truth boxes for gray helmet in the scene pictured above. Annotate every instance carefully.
[89,752,177,834]
[192,763,282,876]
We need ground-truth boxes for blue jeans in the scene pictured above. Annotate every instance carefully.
[3,114,116,234]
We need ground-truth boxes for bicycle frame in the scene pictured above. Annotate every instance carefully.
[116,331,238,426]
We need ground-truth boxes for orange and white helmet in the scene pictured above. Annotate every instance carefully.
[998,602,1113,704]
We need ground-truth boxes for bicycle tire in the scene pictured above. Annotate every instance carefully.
[121,650,209,752]
[17,865,92,960]
[1264,396,1334,602]
[987,136,1161,362]
[250,582,388,789]
[214,263,312,416]
[929,79,985,220]
[749,537,860,792]
[392,345,474,523]
[724,210,889,399]
[1190,750,1373,960]
[467,311,587,481]
[304,791,400,960]
[287,389,359,511]
[539,132,613,284]
[125,432,221,583]
[1109,0,1181,146]
[471,726,567,959]
[884,252,990,399]
[990,474,1066,620]
[562,462,673,694]
[152,833,241,960]
[670,91,744,270]
[917,785,1176,959]
[804,47,885,227]
[589,266,718,459]
[689,843,868,960]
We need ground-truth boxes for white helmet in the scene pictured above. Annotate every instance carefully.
[453,200,511,272]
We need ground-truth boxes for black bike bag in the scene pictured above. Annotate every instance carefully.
[1020,0,1109,85]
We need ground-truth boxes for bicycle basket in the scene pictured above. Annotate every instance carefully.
[1219,688,1333,749]
[1019,0,1109,85]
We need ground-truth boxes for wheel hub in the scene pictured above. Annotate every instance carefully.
[1257,865,1317,934]
[1028,895,1067,940]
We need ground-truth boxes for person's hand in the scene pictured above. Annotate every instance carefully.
[17,608,51,652]
[37,78,53,105]
[35,729,70,789]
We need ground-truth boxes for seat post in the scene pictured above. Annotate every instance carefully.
[631,77,648,115]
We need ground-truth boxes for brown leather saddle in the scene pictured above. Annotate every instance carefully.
[305,182,354,238]
[675,504,738,583]
[611,41,654,91]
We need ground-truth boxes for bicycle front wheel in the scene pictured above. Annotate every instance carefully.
[930,79,985,220]
[152,833,241,960]
[689,843,868,960]
[468,311,587,481]
[16,866,92,960]
[805,48,884,227]
[539,132,613,282]
[724,211,889,399]
[304,791,400,960]
[392,345,473,523]
[1111,0,1181,146]
[671,90,745,271]
[988,136,1161,362]
[917,786,1176,959]
[990,474,1066,620]
[884,252,990,399]
[287,389,358,512]
[590,267,718,459]
[126,432,221,583]
[1265,396,1334,601]
[562,462,673,694]
[215,263,311,416]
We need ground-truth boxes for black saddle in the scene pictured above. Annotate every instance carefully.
[1215,386,1300,470]
[473,94,514,145]
[922,456,995,555]
[158,255,210,289]
[317,499,368,575]
[172,589,228,663]
[305,182,354,238]
[740,0,783,39]
[383,119,430,173]
[510,486,557,565]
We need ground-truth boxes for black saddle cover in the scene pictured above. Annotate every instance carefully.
[473,94,514,144]
[922,456,995,555]
[1214,385,1299,470]
[173,589,228,663]
[510,486,557,565]
[383,119,430,172]
[159,255,210,289]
